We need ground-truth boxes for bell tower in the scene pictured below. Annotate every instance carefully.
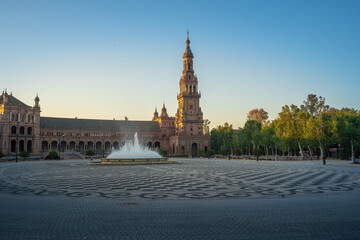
[175,32,203,136]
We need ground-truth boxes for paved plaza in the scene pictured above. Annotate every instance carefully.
[0,158,360,239]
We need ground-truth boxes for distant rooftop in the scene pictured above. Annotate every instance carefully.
[0,92,30,108]
[40,117,160,132]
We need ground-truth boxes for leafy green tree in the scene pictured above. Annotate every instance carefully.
[276,104,305,156]
[306,111,337,159]
[336,109,360,158]
[243,120,261,156]
[247,108,269,125]
[300,94,329,117]
[260,124,276,157]
[219,145,228,156]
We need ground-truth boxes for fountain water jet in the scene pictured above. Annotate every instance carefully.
[90,133,170,165]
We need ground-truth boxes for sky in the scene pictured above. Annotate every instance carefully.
[1,0,359,129]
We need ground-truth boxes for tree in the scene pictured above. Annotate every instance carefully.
[306,111,337,160]
[260,124,276,157]
[247,108,269,125]
[124,116,129,121]
[276,104,305,156]
[300,94,329,117]
[243,120,262,156]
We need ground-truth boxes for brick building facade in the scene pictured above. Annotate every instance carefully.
[0,35,210,157]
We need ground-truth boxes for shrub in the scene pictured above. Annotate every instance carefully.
[46,151,59,159]
[0,153,3,158]
[219,145,228,156]
[85,150,95,156]
[234,148,242,156]
[206,149,215,157]
[198,149,204,156]
[159,150,167,156]
[19,151,30,158]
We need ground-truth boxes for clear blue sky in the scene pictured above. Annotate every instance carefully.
[1,0,359,129]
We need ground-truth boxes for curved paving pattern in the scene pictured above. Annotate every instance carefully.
[0,159,359,200]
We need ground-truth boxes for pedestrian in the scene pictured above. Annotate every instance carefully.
[91,156,93,161]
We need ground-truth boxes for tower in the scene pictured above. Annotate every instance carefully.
[170,32,210,156]
[175,32,203,136]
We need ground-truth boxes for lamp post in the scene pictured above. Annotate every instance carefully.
[62,134,65,158]
[338,143,341,160]
[351,140,355,164]
[78,134,81,153]
[15,134,18,163]
[102,137,105,158]
[58,135,61,159]
[256,130,259,162]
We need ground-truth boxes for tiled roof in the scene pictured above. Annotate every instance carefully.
[40,117,161,132]
[0,94,30,107]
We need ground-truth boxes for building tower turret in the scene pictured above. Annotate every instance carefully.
[152,107,158,121]
[34,93,40,107]
[175,32,203,136]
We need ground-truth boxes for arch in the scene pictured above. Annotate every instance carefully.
[42,141,49,152]
[19,140,25,152]
[11,126,17,134]
[79,141,85,152]
[51,141,57,151]
[147,142,152,148]
[96,141,102,152]
[193,86,196,92]
[27,140,32,153]
[69,141,76,151]
[87,141,94,150]
[204,146,208,153]
[154,142,160,149]
[191,143,198,157]
[20,126,25,135]
[113,141,120,150]
[105,141,111,151]
[11,140,16,153]
[27,127,33,135]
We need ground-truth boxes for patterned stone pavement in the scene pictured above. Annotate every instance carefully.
[1,158,360,239]
[0,158,359,200]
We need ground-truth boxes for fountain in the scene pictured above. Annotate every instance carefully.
[89,133,170,165]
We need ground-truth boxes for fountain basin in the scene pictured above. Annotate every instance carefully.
[87,157,174,165]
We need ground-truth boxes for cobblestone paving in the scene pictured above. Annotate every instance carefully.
[1,159,360,239]
[0,158,359,200]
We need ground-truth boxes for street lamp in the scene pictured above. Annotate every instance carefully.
[78,134,81,152]
[15,134,18,163]
[256,130,259,162]
[62,134,65,159]
[351,140,355,164]
[102,137,105,158]
[58,135,61,159]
